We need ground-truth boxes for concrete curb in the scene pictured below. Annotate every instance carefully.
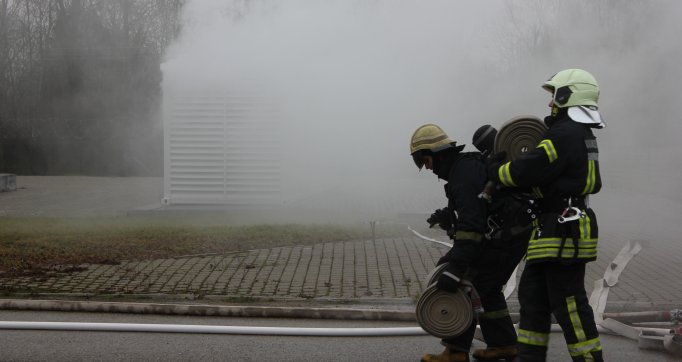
[2,297,677,327]
[1,294,675,321]
[0,299,417,322]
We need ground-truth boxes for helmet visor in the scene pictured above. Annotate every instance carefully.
[412,151,426,170]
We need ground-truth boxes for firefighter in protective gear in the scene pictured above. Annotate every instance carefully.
[488,68,605,362]
[411,124,530,362]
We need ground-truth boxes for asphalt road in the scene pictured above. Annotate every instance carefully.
[0,311,679,362]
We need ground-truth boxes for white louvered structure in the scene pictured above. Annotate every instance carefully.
[163,92,281,206]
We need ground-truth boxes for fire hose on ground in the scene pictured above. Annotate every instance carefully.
[0,321,426,336]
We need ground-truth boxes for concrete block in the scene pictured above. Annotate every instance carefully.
[0,173,16,192]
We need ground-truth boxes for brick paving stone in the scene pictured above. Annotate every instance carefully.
[261,247,286,296]
[210,255,241,294]
[222,253,242,294]
[273,246,297,296]
[328,243,344,298]
[341,242,355,298]
[314,243,334,297]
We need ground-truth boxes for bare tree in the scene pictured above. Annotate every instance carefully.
[0,0,186,175]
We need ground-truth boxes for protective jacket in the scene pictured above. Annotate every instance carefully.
[440,151,488,278]
[494,110,602,264]
[436,150,530,353]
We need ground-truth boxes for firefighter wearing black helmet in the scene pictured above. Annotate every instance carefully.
[489,68,605,362]
[411,124,530,362]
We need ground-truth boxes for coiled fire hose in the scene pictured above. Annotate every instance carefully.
[416,263,480,339]
[479,115,547,201]
[494,115,547,160]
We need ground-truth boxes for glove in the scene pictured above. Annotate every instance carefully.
[436,264,462,293]
[427,207,454,230]
[437,248,455,266]
[490,150,508,163]
[485,151,507,182]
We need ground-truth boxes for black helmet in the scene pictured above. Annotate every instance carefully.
[472,124,497,155]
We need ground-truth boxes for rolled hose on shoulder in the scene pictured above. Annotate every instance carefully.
[416,264,474,338]
[494,115,547,161]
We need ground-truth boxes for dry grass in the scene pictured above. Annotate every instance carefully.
[0,216,402,276]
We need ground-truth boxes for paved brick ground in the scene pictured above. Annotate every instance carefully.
[2,232,680,311]
[1,237,440,300]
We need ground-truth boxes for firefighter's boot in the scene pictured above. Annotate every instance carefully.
[471,346,518,361]
[421,348,470,362]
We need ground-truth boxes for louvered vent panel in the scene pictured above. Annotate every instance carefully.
[163,93,281,205]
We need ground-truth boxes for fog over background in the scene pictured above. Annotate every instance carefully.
[159,1,682,239]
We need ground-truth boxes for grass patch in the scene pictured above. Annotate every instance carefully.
[0,216,403,276]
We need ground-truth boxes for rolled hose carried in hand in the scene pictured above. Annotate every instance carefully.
[424,263,448,286]
[416,264,474,339]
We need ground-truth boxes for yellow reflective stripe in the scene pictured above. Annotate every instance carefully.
[526,249,597,260]
[455,231,483,241]
[567,337,603,357]
[587,160,597,193]
[480,308,509,319]
[582,160,595,195]
[526,246,598,254]
[566,295,602,358]
[498,162,517,187]
[528,238,598,249]
[517,328,549,347]
[532,218,539,228]
[579,213,592,240]
[526,235,598,260]
[532,187,543,198]
[567,296,587,342]
[527,245,598,253]
[529,226,538,241]
[537,139,558,163]
[589,160,597,193]
[526,251,597,259]
[526,249,599,259]
[581,160,592,195]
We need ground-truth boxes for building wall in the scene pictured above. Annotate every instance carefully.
[163,89,281,206]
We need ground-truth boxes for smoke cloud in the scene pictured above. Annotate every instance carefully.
[163,0,682,237]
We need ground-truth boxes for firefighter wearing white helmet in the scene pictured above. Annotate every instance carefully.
[543,68,605,128]
[488,69,605,362]
[411,124,530,362]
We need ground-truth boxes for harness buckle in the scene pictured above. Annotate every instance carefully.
[557,198,586,223]
[485,216,500,240]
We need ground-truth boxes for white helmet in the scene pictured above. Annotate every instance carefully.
[543,69,605,128]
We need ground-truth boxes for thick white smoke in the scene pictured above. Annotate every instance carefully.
[163,0,682,235]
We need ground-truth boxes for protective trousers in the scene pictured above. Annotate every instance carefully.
[517,262,603,362]
[442,231,529,352]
